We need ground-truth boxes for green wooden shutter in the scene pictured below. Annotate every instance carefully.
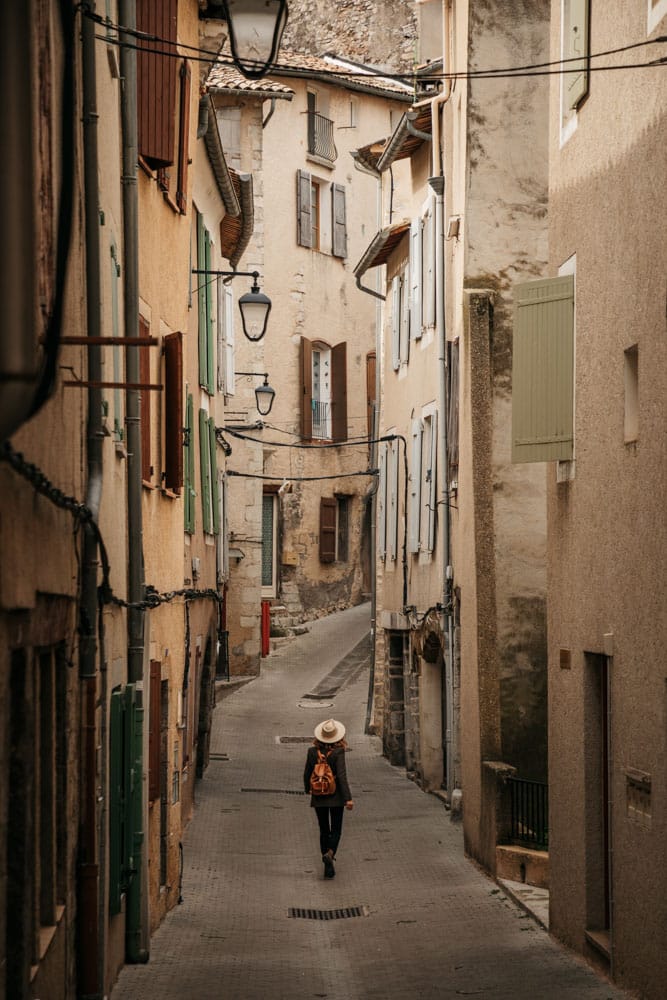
[205,229,214,393]
[199,408,212,533]
[208,417,220,535]
[197,213,208,389]
[109,690,123,914]
[512,275,574,464]
[184,392,195,533]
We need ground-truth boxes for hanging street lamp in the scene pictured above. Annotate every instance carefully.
[191,269,271,342]
[218,0,289,80]
[236,372,276,415]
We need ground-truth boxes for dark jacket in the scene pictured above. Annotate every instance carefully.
[303,742,351,808]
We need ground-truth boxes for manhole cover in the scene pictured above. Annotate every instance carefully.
[288,905,369,920]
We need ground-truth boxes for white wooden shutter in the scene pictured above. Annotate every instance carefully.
[425,411,437,552]
[410,218,423,340]
[512,275,574,463]
[391,276,401,371]
[378,443,387,560]
[217,282,235,396]
[388,438,398,562]
[408,419,423,553]
[423,204,435,329]
[399,270,410,364]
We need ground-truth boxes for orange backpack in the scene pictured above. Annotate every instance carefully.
[309,747,337,796]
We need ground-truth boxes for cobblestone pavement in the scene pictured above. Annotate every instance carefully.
[113,604,627,1000]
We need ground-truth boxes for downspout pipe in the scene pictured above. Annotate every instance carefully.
[79,6,104,996]
[428,0,455,799]
[119,0,149,964]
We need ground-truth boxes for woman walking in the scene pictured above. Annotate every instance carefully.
[303,718,354,879]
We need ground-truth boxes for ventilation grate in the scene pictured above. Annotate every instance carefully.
[241,787,307,796]
[288,905,369,921]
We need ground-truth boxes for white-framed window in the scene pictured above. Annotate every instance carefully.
[377,436,399,563]
[560,0,590,145]
[420,407,438,553]
[261,493,278,597]
[296,169,347,256]
[408,418,423,554]
[391,266,410,370]
[312,342,332,440]
[648,0,667,34]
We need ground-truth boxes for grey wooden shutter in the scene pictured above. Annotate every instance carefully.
[410,218,422,340]
[400,271,410,364]
[319,497,336,562]
[387,439,398,562]
[297,169,313,247]
[391,276,401,371]
[378,444,387,560]
[512,275,574,463]
[332,184,347,258]
[300,337,313,439]
[408,419,423,553]
[425,411,437,552]
[331,342,348,442]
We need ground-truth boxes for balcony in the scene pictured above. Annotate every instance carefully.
[311,399,331,440]
[307,112,337,164]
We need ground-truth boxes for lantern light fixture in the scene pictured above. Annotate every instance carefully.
[191,268,271,342]
[236,371,276,416]
[219,0,289,80]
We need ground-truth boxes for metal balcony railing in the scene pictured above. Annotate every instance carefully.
[307,112,338,163]
[507,777,549,849]
[311,399,331,440]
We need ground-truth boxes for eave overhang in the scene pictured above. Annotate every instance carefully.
[353,220,410,279]
[376,105,433,172]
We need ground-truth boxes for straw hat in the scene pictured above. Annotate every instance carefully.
[314,718,346,744]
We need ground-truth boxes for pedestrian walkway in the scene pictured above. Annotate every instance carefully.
[113,604,626,1000]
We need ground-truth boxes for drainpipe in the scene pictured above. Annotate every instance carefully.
[427,0,455,799]
[119,0,149,964]
[79,6,104,996]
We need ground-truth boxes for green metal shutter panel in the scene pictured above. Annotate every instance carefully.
[197,213,208,389]
[208,417,220,535]
[184,392,196,533]
[205,229,214,393]
[199,408,212,534]
[512,275,574,464]
[261,494,275,587]
[319,497,337,563]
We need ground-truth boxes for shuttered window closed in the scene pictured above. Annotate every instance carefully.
[331,342,348,442]
[164,331,183,492]
[332,184,347,258]
[297,169,313,247]
[512,275,574,463]
[140,316,152,482]
[184,392,195,534]
[148,662,161,802]
[319,497,337,563]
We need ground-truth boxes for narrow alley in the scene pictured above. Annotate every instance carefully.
[112,605,625,1000]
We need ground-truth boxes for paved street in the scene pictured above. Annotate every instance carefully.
[113,604,626,1000]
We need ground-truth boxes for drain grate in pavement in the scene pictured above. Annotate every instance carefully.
[288,905,369,921]
[279,736,313,744]
[209,753,229,761]
[241,787,307,795]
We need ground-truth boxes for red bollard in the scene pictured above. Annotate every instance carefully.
[261,599,271,657]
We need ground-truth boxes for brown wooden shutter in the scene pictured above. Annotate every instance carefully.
[300,337,313,439]
[148,661,161,802]
[176,60,191,213]
[319,497,336,563]
[331,342,347,442]
[140,316,152,482]
[332,184,347,258]
[137,0,178,168]
[296,169,313,248]
[164,331,183,491]
[366,351,376,438]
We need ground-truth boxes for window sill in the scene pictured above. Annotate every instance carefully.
[30,905,66,978]
[160,487,181,499]
[142,479,157,490]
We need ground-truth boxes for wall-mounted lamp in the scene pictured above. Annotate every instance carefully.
[236,371,276,416]
[191,269,271,342]
[218,0,288,80]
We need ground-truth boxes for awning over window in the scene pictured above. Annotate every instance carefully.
[353,220,410,278]
[376,105,432,172]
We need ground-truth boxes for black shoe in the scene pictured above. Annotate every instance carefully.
[322,853,335,879]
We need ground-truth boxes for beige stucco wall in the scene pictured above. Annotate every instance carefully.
[546,4,667,995]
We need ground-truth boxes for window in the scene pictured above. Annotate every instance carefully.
[199,409,219,535]
[648,0,667,34]
[184,391,195,534]
[217,279,235,396]
[306,89,337,163]
[624,345,639,443]
[140,315,153,483]
[137,0,178,169]
[408,419,423,554]
[196,211,215,394]
[408,411,438,554]
[296,170,347,257]
[391,267,410,369]
[560,0,590,141]
[261,492,278,597]
[511,274,575,463]
[163,331,183,492]
[300,337,348,441]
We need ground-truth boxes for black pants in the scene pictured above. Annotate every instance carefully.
[315,806,344,857]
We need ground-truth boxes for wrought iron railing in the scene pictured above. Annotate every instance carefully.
[307,112,338,162]
[311,399,331,440]
[507,777,549,849]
